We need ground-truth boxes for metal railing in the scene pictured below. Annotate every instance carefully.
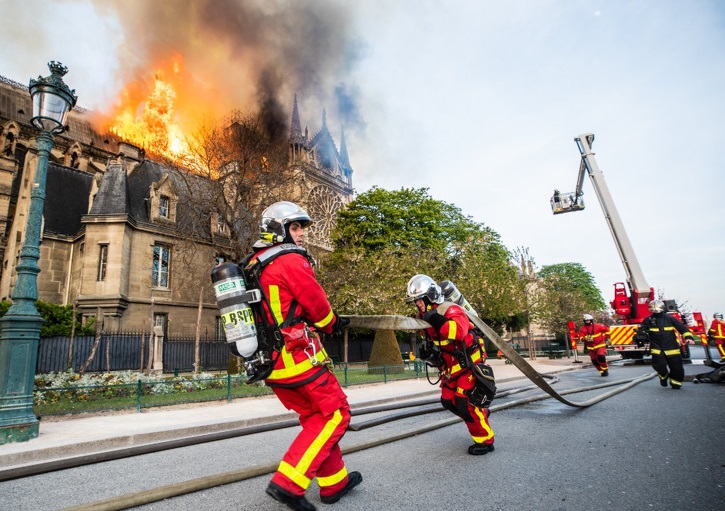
[33,363,428,417]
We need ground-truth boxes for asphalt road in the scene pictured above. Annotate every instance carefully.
[3,351,723,511]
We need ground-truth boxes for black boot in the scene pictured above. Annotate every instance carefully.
[266,482,316,511]
[320,471,362,504]
[468,443,495,455]
[601,370,609,377]
[659,377,668,387]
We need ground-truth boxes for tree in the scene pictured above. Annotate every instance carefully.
[332,186,480,254]
[531,262,607,334]
[318,186,527,367]
[0,300,95,337]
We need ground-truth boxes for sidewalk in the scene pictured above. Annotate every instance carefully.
[0,356,590,470]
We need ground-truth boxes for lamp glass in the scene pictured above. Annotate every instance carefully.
[31,90,70,132]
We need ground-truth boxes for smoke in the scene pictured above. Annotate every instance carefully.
[90,0,365,137]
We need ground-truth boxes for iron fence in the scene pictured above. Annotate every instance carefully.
[36,332,229,374]
[33,363,427,416]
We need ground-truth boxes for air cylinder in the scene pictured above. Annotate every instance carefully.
[211,263,258,357]
[440,280,478,317]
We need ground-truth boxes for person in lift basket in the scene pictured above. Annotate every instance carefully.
[249,201,361,511]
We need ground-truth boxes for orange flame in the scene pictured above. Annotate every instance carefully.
[103,55,201,162]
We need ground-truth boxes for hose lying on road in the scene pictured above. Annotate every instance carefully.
[57,372,655,511]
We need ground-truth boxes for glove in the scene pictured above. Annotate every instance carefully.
[419,345,433,360]
[422,309,447,330]
[331,314,350,335]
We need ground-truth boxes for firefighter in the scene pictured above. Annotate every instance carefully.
[576,314,611,376]
[639,299,695,389]
[250,201,361,511]
[407,274,495,455]
[707,312,725,362]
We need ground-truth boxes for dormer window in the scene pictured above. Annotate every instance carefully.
[159,196,170,218]
[217,214,226,234]
[150,175,177,224]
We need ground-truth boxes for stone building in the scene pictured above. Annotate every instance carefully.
[0,75,353,336]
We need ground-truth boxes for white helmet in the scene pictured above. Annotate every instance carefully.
[406,274,444,304]
[648,299,666,314]
[258,201,311,244]
[714,312,723,320]
[583,314,594,322]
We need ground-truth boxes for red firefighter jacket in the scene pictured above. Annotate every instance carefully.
[708,319,725,340]
[577,323,610,350]
[420,302,483,379]
[251,247,337,387]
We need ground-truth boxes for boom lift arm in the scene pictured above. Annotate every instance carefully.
[551,133,654,323]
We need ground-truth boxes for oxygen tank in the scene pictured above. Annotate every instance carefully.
[439,280,478,317]
[211,263,258,357]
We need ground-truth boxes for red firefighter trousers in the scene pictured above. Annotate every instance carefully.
[586,343,609,374]
[440,370,494,445]
[270,371,352,499]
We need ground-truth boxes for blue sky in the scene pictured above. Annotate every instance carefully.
[1,1,723,322]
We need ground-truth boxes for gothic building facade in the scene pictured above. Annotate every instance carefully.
[0,74,353,336]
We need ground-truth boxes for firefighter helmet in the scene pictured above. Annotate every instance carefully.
[406,274,444,304]
[714,312,723,320]
[583,313,594,322]
[259,201,312,244]
[648,299,666,314]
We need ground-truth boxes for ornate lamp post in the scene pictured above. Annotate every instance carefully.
[0,62,76,444]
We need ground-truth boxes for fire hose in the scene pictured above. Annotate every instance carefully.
[344,314,655,408]
[53,314,654,511]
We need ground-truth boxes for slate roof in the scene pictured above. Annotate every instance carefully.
[44,163,94,237]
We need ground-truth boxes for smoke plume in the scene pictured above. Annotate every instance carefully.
[91,0,364,137]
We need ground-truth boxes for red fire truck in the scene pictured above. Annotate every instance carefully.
[552,134,706,360]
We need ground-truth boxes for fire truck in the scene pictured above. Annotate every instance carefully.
[551,134,707,360]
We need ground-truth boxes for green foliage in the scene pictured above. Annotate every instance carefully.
[332,186,480,254]
[0,300,95,337]
[537,263,606,311]
[531,263,607,334]
[319,187,522,328]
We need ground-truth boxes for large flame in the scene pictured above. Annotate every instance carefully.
[101,55,216,164]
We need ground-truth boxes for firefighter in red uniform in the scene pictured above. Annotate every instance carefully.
[639,299,695,389]
[250,202,361,511]
[708,312,725,362]
[407,274,495,455]
[577,313,611,376]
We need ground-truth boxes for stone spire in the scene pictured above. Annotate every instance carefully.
[339,126,350,167]
[289,93,304,144]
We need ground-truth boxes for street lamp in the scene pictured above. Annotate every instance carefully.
[0,62,76,444]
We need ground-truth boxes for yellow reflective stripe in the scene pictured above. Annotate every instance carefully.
[267,349,327,381]
[470,407,494,443]
[664,348,681,356]
[269,285,284,325]
[317,466,348,488]
[470,350,482,364]
[650,348,662,354]
[433,339,451,347]
[448,321,457,339]
[589,343,606,350]
[670,378,682,386]
[278,460,312,489]
[314,310,335,329]
[664,326,675,331]
[297,409,343,478]
[450,361,462,373]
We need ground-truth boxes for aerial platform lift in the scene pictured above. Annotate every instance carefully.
[552,134,705,359]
